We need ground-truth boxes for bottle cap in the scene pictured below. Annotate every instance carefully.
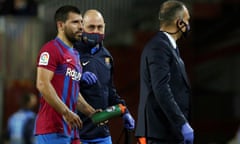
[118,104,126,114]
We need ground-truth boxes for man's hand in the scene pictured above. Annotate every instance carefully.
[81,71,97,85]
[122,112,135,130]
[63,109,82,129]
[181,122,194,144]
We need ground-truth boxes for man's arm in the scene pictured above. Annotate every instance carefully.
[77,93,96,117]
[148,42,187,131]
[36,67,82,128]
[36,67,68,114]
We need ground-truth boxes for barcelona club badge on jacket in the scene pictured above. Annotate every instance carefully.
[105,57,111,67]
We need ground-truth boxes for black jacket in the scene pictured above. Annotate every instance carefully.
[135,31,191,142]
[76,43,126,139]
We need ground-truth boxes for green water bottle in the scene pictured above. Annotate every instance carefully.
[91,104,126,124]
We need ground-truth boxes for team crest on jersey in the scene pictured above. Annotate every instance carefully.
[39,52,49,65]
[105,57,110,66]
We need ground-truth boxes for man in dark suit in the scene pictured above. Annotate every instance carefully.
[135,0,194,144]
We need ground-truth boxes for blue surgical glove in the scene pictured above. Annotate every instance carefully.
[181,122,194,144]
[81,71,97,85]
[122,112,135,130]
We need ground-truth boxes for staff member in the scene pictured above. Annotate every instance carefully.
[75,9,135,144]
[135,0,194,143]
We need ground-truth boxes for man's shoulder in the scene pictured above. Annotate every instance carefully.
[146,33,169,48]
[8,110,28,123]
[101,46,111,56]
[143,32,172,55]
[38,40,62,58]
[150,31,168,43]
[41,39,57,51]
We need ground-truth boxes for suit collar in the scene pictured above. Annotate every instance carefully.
[162,32,177,49]
[158,31,191,88]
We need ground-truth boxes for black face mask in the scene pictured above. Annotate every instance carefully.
[178,20,190,37]
[165,20,190,38]
[81,32,105,47]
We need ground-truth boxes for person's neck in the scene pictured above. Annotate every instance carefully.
[57,34,73,48]
[160,27,179,41]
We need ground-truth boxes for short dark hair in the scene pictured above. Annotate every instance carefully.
[54,5,81,23]
[19,93,34,108]
[159,0,186,26]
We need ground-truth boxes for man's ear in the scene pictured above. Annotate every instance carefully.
[177,19,185,27]
[57,21,64,31]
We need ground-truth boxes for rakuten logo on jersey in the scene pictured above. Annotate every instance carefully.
[65,68,81,81]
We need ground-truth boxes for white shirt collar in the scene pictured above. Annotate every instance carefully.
[163,32,177,49]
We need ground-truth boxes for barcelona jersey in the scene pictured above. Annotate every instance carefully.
[35,37,82,139]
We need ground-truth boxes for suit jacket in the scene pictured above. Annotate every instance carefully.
[135,31,191,142]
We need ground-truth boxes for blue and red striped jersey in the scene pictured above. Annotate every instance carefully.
[35,37,82,138]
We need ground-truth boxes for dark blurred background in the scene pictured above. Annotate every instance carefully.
[1,0,240,143]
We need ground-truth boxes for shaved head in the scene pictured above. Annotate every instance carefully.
[84,10,104,22]
[83,9,105,34]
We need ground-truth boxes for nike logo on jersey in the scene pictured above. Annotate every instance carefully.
[82,61,90,66]
[66,59,72,62]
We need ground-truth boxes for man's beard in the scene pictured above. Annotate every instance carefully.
[65,32,77,43]
[64,27,82,44]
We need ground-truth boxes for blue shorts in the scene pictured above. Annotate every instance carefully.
[36,133,71,144]
[81,136,112,144]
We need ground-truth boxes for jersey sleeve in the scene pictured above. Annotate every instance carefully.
[37,42,60,72]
